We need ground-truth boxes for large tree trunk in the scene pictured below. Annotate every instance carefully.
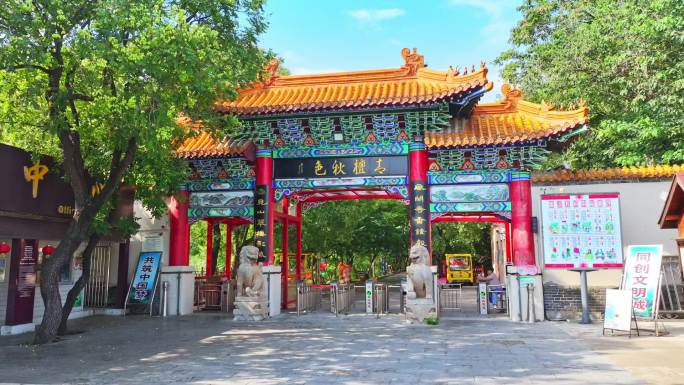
[57,235,99,335]
[34,229,87,344]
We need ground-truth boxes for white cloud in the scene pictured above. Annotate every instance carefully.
[448,0,514,45]
[348,8,405,27]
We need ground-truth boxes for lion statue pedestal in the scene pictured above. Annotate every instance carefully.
[233,246,269,321]
[405,244,436,323]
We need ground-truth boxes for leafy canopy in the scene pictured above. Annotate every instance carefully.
[496,0,684,168]
[0,0,270,219]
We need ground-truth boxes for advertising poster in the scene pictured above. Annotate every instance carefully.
[541,194,623,268]
[603,289,633,331]
[622,245,663,319]
[128,251,162,305]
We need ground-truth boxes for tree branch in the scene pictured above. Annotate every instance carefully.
[9,64,51,74]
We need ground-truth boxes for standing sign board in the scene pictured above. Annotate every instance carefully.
[5,239,38,325]
[128,252,162,305]
[541,194,623,268]
[365,281,374,314]
[603,289,633,332]
[478,282,488,315]
[622,245,663,319]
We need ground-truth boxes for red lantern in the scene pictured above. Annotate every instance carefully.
[319,262,328,271]
[0,242,10,254]
[42,245,56,256]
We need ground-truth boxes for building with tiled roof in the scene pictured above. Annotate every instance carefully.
[533,164,684,184]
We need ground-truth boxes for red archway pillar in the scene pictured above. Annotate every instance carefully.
[295,203,303,280]
[205,218,214,277]
[169,188,190,266]
[504,221,512,264]
[281,198,289,309]
[510,172,535,267]
[225,224,233,279]
[409,140,431,264]
[255,148,274,264]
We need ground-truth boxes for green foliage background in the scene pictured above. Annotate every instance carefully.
[496,0,684,168]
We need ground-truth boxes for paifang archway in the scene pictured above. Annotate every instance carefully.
[169,48,590,298]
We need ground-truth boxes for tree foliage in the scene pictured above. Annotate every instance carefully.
[496,0,684,168]
[0,0,269,343]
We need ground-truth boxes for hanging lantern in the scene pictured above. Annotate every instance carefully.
[42,245,56,256]
[0,242,10,255]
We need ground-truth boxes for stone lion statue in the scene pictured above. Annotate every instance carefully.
[406,244,433,299]
[236,246,264,298]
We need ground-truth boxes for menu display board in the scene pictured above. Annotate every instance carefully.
[541,193,623,268]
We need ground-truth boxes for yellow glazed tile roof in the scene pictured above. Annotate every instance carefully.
[532,164,684,183]
[216,48,492,116]
[425,84,589,147]
[175,118,251,159]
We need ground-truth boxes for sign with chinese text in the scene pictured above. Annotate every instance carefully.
[410,181,429,247]
[541,194,623,269]
[5,239,38,325]
[274,155,407,180]
[622,245,662,319]
[254,185,270,259]
[365,281,374,313]
[603,289,633,331]
[128,251,162,305]
[478,282,488,315]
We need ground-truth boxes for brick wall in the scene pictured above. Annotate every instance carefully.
[543,282,616,321]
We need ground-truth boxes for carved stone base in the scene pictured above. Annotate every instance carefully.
[406,298,436,323]
[233,296,268,321]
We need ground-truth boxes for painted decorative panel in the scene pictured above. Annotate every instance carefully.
[186,158,251,180]
[273,176,407,189]
[430,202,512,213]
[273,142,408,158]
[430,184,509,203]
[187,178,255,192]
[188,207,254,218]
[428,171,510,185]
[189,190,254,208]
[430,145,550,171]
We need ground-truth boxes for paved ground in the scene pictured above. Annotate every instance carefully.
[0,311,655,385]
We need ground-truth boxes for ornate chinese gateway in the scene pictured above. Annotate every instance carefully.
[169,48,589,307]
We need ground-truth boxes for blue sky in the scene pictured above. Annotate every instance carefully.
[258,0,523,101]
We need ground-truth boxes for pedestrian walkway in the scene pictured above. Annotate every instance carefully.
[0,313,645,385]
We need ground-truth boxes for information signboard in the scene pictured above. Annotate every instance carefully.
[622,245,663,319]
[541,193,623,268]
[603,289,633,331]
[128,251,162,305]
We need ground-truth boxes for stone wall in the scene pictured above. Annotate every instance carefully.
[543,282,616,321]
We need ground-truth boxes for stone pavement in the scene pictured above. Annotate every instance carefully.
[0,312,646,385]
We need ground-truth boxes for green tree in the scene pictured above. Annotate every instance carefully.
[496,0,684,168]
[0,0,269,343]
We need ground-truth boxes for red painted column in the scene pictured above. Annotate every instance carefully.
[504,222,512,264]
[225,224,232,279]
[281,198,289,309]
[255,148,274,264]
[409,140,431,265]
[169,188,190,266]
[295,203,303,280]
[510,172,535,267]
[205,219,214,277]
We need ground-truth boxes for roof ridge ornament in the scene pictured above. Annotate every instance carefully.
[262,58,280,87]
[401,47,425,75]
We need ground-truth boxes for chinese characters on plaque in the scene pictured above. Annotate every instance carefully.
[541,194,624,269]
[128,251,162,305]
[254,185,270,258]
[273,156,407,179]
[410,182,429,247]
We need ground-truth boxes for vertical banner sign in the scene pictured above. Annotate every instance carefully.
[541,193,624,268]
[409,142,429,248]
[5,239,38,325]
[603,289,633,332]
[128,251,162,305]
[254,185,270,259]
[478,282,488,315]
[622,245,663,319]
[365,280,374,313]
